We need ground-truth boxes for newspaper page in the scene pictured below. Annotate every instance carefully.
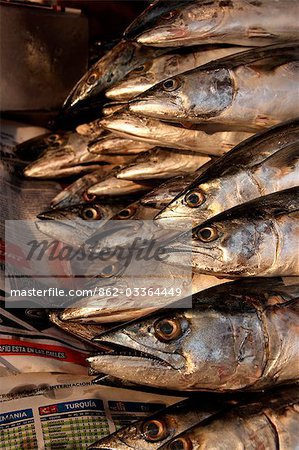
[0,373,181,449]
[0,296,94,376]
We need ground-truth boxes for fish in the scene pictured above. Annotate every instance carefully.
[88,277,299,391]
[156,119,299,227]
[158,386,299,450]
[89,396,234,449]
[62,39,169,114]
[87,168,158,197]
[59,272,231,324]
[124,0,299,48]
[100,112,253,155]
[166,187,299,277]
[106,45,250,101]
[129,43,299,131]
[116,147,212,181]
[23,130,134,179]
[50,170,113,209]
[36,198,134,247]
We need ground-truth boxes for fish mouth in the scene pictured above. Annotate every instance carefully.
[88,343,171,372]
[90,331,185,370]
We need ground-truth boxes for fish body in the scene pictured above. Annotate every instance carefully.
[117,147,212,180]
[62,39,168,114]
[167,187,299,277]
[157,119,299,226]
[159,387,299,450]
[125,0,299,48]
[101,112,253,155]
[88,278,299,391]
[106,45,251,101]
[89,397,232,449]
[129,43,299,131]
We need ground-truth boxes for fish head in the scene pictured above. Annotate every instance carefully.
[36,202,116,245]
[23,132,89,178]
[37,202,114,222]
[18,131,70,162]
[62,63,106,114]
[165,210,275,276]
[129,1,224,47]
[88,289,263,391]
[129,66,232,122]
[88,309,195,390]
[129,74,186,121]
[62,40,146,114]
[156,176,225,226]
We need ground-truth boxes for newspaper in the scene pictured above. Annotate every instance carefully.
[0,372,181,449]
[0,296,94,376]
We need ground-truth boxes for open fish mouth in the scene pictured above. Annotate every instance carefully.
[88,341,171,368]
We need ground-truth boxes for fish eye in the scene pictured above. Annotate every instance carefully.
[98,263,117,278]
[168,437,193,450]
[142,419,168,442]
[154,318,182,342]
[133,64,146,73]
[195,226,219,243]
[87,72,98,85]
[82,192,97,202]
[163,10,178,20]
[116,207,134,219]
[81,206,102,220]
[185,190,205,208]
[162,77,181,92]
[46,134,61,145]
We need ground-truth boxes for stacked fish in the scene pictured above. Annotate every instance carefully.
[19,0,299,448]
